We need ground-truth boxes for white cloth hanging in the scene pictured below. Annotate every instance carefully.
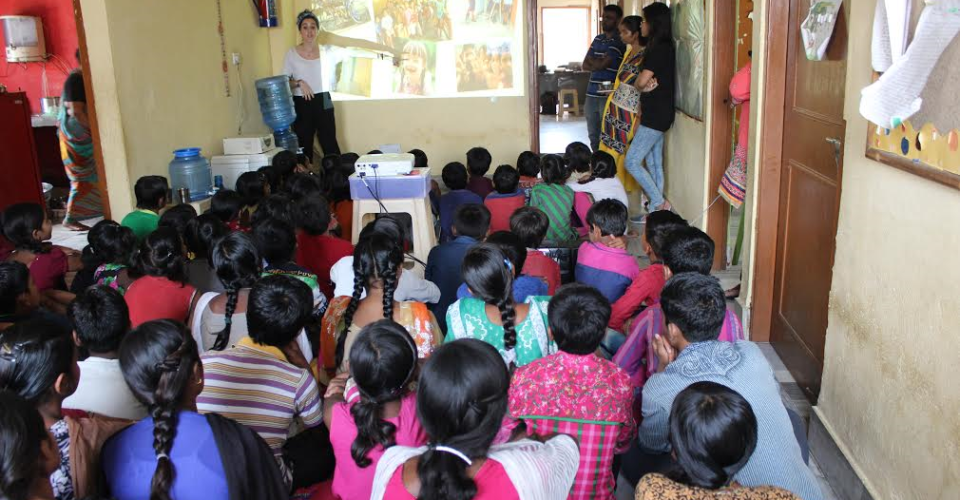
[860,0,960,127]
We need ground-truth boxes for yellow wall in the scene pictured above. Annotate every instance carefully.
[663,112,708,221]
[815,0,960,497]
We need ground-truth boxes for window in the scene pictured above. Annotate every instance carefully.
[541,7,591,70]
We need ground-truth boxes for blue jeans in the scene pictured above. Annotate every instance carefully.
[584,95,604,151]
[599,329,626,360]
[625,125,665,209]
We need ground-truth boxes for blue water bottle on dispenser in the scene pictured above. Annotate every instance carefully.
[168,148,213,202]
[255,75,299,152]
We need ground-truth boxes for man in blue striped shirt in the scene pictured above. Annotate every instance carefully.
[581,5,626,151]
[639,273,824,500]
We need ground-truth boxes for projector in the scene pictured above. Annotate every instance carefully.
[355,153,415,177]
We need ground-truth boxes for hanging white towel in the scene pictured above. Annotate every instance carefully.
[860,0,960,127]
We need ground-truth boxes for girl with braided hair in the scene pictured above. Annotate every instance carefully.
[369,339,580,499]
[103,320,287,500]
[324,320,427,500]
[195,232,261,351]
[334,234,440,374]
[445,244,554,369]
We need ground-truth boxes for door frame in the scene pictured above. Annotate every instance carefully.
[748,1,791,342]
[528,0,541,152]
[71,0,111,219]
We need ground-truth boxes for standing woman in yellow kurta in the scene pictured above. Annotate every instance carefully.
[598,16,645,194]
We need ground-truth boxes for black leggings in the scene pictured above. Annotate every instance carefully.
[293,94,341,161]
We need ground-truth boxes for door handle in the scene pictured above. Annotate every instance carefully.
[825,137,842,169]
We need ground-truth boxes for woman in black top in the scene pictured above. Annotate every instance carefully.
[623,2,675,218]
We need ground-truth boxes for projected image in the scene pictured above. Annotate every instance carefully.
[457,0,515,37]
[334,56,375,97]
[456,42,513,92]
[316,0,373,31]
[374,0,454,43]
[394,40,437,96]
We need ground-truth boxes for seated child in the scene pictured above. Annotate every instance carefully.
[258,165,281,194]
[568,150,630,208]
[157,203,198,238]
[438,161,482,243]
[575,199,639,304]
[2,203,80,314]
[613,225,744,412]
[184,214,228,293]
[63,285,147,420]
[608,210,687,332]
[86,220,137,294]
[284,172,324,202]
[484,165,526,233]
[529,155,578,245]
[272,149,299,187]
[426,203,490,332]
[208,189,243,231]
[445,243,553,369]
[295,196,354,299]
[510,207,561,295]
[251,193,296,228]
[457,231,547,302]
[121,175,168,241]
[509,283,635,500]
[235,171,267,229]
[254,218,326,310]
[323,320,427,500]
[197,275,328,485]
[124,227,197,327]
[326,166,353,241]
[465,146,494,198]
[0,261,40,330]
[517,150,542,202]
[0,392,62,500]
[563,141,592,183]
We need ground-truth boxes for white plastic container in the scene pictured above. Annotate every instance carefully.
[222,135,275,155]
[211,148,282,190]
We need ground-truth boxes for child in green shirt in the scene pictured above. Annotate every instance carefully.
[120,175,168,241]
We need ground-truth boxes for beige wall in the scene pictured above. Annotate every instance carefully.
[815,0,960,498]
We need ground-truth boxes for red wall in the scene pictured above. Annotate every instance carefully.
[0,0,79,114]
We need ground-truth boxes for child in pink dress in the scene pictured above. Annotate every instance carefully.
[324,320,426,500]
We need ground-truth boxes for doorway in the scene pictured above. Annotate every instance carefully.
[535,2,595,153]
[751,0,848,402]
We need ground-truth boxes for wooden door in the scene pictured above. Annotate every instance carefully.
[770,0,847,401]
[0,92,45,212]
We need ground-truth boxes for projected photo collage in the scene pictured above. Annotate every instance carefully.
[311,0,522,100]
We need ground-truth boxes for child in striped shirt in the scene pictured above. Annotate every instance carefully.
[529,154,578,246]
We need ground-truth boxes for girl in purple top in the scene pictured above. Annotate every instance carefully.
[324,320,427,500]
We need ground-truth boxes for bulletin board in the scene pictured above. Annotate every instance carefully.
[865,0,960,190]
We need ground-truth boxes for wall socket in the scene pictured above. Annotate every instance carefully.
[231,52,241,65]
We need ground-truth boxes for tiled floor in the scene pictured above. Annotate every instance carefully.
[540,114,589,153]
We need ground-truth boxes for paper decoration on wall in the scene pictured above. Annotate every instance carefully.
[869,120,960,175]
[672,0,705,119]
[871,0,912,71]
[860,0,960,128]
[800,0,843,61]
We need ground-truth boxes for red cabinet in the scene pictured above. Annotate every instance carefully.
[0,92,45,212]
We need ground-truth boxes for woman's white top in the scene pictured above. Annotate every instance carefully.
[370,436,580,500]
[283,47,342,96]
[567,177,630,208]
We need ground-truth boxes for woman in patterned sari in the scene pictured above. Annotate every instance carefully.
[599,15,645,193]
[59,65,102,231]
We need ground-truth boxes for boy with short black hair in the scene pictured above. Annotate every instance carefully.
[439,161,482,242]
[294,196,354,299]
[465,146,494,198]
[253,219,324,308]
[121,175,168,240]
[608,210,687,331]
[509,207,560,294]
[509,283,635,500]
[639,273,821,499]
[484,165,525,233]
[63,285,147,420]
[575,199,639,303]
[198,275,327,484]
[426,203,491,332]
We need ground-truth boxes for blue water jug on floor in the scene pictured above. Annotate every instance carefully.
[169,148,212,201]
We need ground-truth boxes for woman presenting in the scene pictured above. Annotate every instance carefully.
[59,50,102,231]
[285,10,341,162]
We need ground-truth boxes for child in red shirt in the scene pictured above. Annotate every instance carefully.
[125,227,197,327]
[509,207,560,295]
[607,210,687,332]
[484,165,526,233]
[295,197,354,300]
